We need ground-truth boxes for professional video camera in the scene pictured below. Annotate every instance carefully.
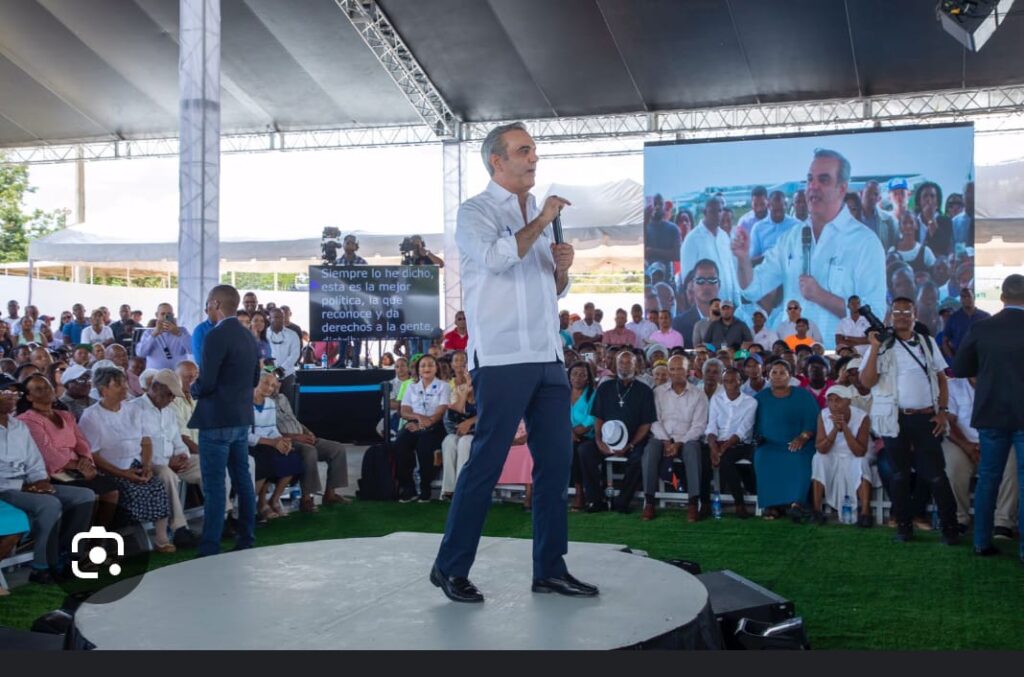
[399,236,418,265]
[857,304,893,344]
[321,227,344,265]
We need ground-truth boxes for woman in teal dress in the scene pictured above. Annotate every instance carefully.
[0,499,29,596]
[568,362,597,510]
[754,360,820,519]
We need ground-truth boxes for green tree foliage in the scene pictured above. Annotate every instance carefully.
[0,157,69,263]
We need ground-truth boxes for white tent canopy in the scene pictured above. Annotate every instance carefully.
[27,179,645,263]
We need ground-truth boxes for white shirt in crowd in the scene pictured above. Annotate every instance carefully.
[705,390,758,444]
[79,402,148,471]
[862,335,947,411]
[775,319,824,344]
[129,394,188,466]
[740,379,768,398]
[680,220,740,306]
[267,327,301,378]
[248,398,281,447]
[626,319,658,348]
[401,378,451,417]
[835,314,871,357]
[650,382,708,444]
[946,378,978,444]
[8,318,44,337]
[81,324,115,346]
[0,416,48,491]
[569,318,603,341]
[456,181,569,368]
[751,326,780,350]
[888,243,936,269]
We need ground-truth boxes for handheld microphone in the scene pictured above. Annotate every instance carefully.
[552,214,564,245]
[801,226,812,276]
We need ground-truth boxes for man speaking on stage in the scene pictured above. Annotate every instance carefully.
[431,122,599,602]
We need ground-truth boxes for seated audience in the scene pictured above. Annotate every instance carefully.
[568,361,597,511]
[578,351,656,512]
[943,376,1017,537]
[601,308,638,349]
[129,369,201,548]
[801,355,835,409]
[248,372,304,520]
[708,367,758,518]
[443,311,469,352]
[81,309,115,347]
[753,360,819,520]
[0,381,95,583]
[741,354,768,397]
[497,421,532,510]
[0,498,28,595]
[648,310,684,350]
[570,302,604,347]
[273,373,350,513]
[16,316,44,346]
[127,356,146,398]
[19,374,120,529]
[395,354,450,502]
[441,376,476,500]
[784,318,816,351]
[640,354,708,521]
[59,364,96,421]
[78,366,174,552]
[811,385,876,526]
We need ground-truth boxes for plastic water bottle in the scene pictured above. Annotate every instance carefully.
[841,495,854,525]
[931,503,940,530]
[321,353,328,369]
[289,485,301,503]
[711,491,722,520]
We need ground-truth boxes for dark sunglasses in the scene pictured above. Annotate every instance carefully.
[787,305,800,311]
[694,277,719,286]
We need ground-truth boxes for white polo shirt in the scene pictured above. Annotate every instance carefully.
[863,336,947,411]
[835,315,872,357]
[569,319,604,341]
[401,378,451,417]
[128,394,188,466]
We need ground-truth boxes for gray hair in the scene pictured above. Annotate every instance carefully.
[480,122,528,176]
[702,358,725,377]
[813,148,851,185]
[92,366,126,392]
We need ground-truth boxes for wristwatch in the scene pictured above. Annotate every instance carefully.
[938,407,949,413]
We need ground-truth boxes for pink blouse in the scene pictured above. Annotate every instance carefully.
[18,408,94,476]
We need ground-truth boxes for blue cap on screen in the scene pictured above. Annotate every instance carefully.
[887,177,909,191]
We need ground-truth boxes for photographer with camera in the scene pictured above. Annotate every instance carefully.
[859,297,959,545]
[401,235,445,268]
[136,303,193,371]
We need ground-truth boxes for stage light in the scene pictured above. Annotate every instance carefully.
[937,0,1016,51]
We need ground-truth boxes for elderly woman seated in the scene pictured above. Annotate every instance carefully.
[249,371,304,520]
[78,366,175,553]
[0,379,95,584]
[811,385,878,527]
[18,373,120,529]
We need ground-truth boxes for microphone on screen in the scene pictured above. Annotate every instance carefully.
[552,214,564,245]
[801,226,812,276]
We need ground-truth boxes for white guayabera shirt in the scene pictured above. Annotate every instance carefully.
[456,181,570,369]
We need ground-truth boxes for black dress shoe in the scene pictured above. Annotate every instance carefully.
[28,568,61,585]
[430,564,483,603]
[532,575,599,597]
[993,526,1014,540]
[173,527,199,549]
[584,501,608,513]
[563,572,599,595]
[974,545,1000,557]
[894,524,914,543]
[222,516,238,539]
[941,530,961,546]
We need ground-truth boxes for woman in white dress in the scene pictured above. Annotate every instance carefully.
[811,385,878,527]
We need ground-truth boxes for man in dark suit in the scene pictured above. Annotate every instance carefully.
[952,274,1024,564]
[189,285,261,557]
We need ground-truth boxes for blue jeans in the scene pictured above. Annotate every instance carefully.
[198,426,256,557]
[975,428,1024,558]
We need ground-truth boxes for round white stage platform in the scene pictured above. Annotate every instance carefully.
[73,532,715,650]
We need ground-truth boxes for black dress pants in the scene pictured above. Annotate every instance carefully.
[395,424,445,500]
[883,412,957,532]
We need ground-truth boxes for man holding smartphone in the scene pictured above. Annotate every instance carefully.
[136,303,193,371]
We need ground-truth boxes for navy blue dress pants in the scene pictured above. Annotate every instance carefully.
[434,362,572,580]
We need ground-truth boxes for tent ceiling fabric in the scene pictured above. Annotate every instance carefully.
[2,0,1024,147]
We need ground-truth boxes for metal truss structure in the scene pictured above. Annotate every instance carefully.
[3,85,1024,165]
[335,0,459,139]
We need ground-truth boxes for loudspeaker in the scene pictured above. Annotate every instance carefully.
[697,570,799,649]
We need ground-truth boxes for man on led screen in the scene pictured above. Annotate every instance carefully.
[731,149,886,348]
[680,197,740,307]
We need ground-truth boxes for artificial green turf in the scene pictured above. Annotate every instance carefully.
[1,501,1021,649]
